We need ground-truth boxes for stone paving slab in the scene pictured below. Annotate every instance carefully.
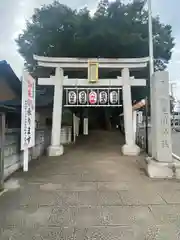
[132,224,180,239]
[3,206,51,228]
[159,189,180,204]
[0,227,75,240]
[39,181,98,192]
[149,205,180,225]
[74,226,134,240]
[1,130,180,239]
[97,191,123,206]
[1,225,180,240]
[119,189,166,206]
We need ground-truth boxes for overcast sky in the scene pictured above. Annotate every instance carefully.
[0,0,180,97]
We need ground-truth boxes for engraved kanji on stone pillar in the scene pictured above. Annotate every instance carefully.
[151,71,172,162]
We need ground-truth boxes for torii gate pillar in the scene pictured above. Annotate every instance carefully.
[48,68,64,156]
[121,68,140,156]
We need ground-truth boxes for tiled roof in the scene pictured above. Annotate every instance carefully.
[0,61,53,109]
[0,60,21,97]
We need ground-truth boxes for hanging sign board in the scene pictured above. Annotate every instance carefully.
[88,61,99,83]
[65,88,122,107]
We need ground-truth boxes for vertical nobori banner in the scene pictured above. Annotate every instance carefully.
[21,72,36,150]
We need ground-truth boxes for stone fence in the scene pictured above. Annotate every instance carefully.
[3,128,50,179]
[3,126,73,179]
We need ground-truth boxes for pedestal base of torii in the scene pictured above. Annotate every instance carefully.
[48,145,64,157]
[122,144,140,156]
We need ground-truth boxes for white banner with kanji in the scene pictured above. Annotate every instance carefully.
[21,71,36,150]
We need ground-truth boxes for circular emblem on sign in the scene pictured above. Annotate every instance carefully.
[99,91,108,104]
[79,91,87,104]
[89,91,97,105]
[110,91,118,104]
[68,91,77,104]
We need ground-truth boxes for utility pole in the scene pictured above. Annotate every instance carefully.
[147,0,154,76]
[0,113,5,191]
[133,0,154,154]
[133,0,154,75]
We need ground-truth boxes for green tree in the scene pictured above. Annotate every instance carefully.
[16,0,174,101]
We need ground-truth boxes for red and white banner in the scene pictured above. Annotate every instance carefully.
[21,72,36,150]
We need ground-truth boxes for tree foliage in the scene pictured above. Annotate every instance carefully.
[17,0,174,73]
[16,0,174,106]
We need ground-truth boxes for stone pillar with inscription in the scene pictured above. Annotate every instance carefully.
[144,71,173,178]
[153,71,172,162]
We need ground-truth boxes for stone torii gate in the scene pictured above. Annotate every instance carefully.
[34,55,149,157]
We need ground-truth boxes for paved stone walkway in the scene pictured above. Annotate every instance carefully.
[1,130,180,239]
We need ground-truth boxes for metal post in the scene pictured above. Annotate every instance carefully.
[0,113,5,191]
[147,0,153,155]
[145,97,149,154]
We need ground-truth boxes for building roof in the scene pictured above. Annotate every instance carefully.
[0,61,21,111]
[0,61,53,110]
[0,60,21,97]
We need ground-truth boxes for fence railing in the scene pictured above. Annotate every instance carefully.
[136,123,147,150]
[135,112,180,160]
[3,125,75,179]
[119,110,149,152]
